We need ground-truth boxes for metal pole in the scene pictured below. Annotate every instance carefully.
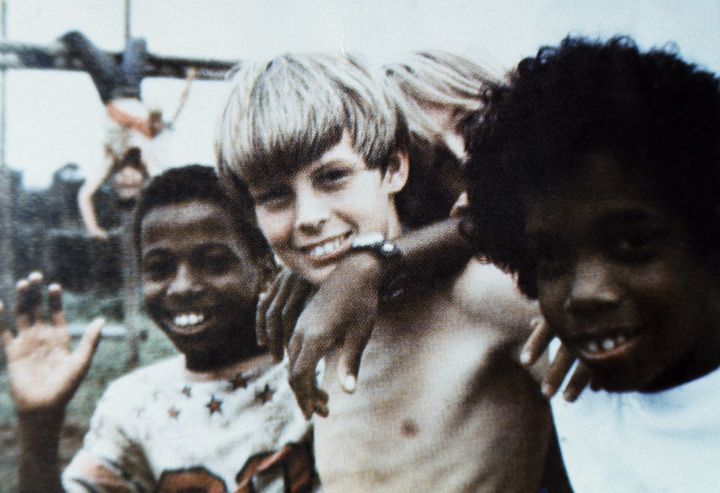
[121,0,143,369]
[124,0,132,43]
[0,0,16,318]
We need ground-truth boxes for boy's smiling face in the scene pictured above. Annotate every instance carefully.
[140,199,260,363]
[525,155,720,392]
[248,131,408,285]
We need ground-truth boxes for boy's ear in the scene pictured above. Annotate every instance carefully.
[383,151,410,194]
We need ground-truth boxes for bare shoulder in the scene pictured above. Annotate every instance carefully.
[447,259,538,341]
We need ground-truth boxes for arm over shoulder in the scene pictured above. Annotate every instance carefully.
[450,258,539,348]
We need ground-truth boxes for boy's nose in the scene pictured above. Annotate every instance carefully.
[167,263,202,298]
[564,256,620,315]
[295,191,330,235]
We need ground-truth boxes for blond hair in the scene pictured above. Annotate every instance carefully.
[217,53,407,187]
[383,51,498,144]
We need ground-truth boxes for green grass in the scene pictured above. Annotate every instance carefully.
[0,316,177,492]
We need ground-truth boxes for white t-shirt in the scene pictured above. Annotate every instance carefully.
[552,364,720,492]
[62,356,317,493]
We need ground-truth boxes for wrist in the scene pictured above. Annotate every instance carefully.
[18,409,65,437]
[18,415,64,466]
[342,250,384,285]
[348,234,405,301]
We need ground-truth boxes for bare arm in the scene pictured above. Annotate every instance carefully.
[106,103,153,139]
[166,68,197,128]
[78,164,113,240]
[2,273,104,493]
[283,217,472,418]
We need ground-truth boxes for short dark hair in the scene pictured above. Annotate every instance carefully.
[465,36,720,298]
[133,165,273,268]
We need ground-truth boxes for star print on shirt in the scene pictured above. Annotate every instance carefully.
[206,395,223,415]
[228,372,250,391]
[168,406,180,419]
[181,385,192,398]
[256,384,274,404]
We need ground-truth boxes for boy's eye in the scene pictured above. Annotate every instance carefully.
[254,187,292,210]
[199,249,237,275]
[606,230,660,262]
[314,167,352,188]
[530,243,572,279]
[143,257,176,281]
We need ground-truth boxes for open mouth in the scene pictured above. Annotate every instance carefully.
[164,310,211,335]
[301,232,352,262]
[572,326,641,361]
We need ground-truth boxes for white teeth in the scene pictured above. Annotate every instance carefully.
[173,313,205,327]
[583,331,632,355]
[601,338,616,351]
[308,237,343,258]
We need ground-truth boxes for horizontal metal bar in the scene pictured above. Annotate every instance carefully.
[0,40,236,80]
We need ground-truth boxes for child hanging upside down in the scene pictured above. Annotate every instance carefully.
[60,31,195,239]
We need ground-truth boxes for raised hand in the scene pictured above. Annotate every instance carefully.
[2,272,104,414]
[521,317,590,402]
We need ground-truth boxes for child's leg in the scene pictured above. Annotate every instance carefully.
[116,37,147,100]
[60,31,122,104]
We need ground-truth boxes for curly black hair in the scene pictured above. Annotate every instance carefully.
[133,164,274,274]
[465,36,720,298]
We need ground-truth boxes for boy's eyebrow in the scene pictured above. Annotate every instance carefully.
[317,158,357,167]
[594,208,665,230]
[141,247,170,261]
[193,242,237,255]
[525,232,557,250]
[525,208,662,241]
[246,174,290,192]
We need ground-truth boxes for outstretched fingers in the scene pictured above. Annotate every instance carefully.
[0,301,11,348]
[48,283,65,327]
[15,279,33,331]
[541,344,576,398]
[521,317,555,367]
[256,273,281,348]
[70,318,105,379]
[288,333,329,419]
[281,277,314,350]
[266,272,299,361]
[27,272,46,325]
[337,318,373,394]
[562,362,591,402]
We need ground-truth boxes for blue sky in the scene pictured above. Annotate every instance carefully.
[4,0,720,188]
